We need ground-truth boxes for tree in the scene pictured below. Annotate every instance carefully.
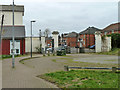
[44,28,51,37]
[107,33,120,48]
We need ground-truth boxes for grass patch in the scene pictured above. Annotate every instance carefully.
[0,54,29,60]
[38,70,120,88]
[95,48,120,56]
[104,60,117,61]
[52,59,57,62]
[60,58,73,61]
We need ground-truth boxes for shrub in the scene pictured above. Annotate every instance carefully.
[57,50,66,56]
[35,44,42,53]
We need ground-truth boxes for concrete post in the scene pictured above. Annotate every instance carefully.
[52,31,59,52]
[95,31,102,52]
[64,66,69,71]
[41,36,46,53]
[107,37,111,52]
[112,67,116,73]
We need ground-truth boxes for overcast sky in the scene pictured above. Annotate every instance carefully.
[1,0,119,36]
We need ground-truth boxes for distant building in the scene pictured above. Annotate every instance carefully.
[102,22,120,35]
[79,27,101,48]
[0,5,25,55]
[46,37,52,48]
[61,32,79,47]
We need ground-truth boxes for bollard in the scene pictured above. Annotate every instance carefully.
[53,50,55,56]
[64,66,69,71]
[43,51,45,57]
[48,50,50,56]
[112,67,116,73]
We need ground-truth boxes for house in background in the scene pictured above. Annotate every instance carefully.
[46,37,52,48]
[0,5,25,55]
[79,27,101,48]
[61,32,79,48]
[102,22,120,35]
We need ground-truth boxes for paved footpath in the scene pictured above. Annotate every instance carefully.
[2,55,63,88]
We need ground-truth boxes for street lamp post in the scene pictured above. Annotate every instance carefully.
[39,29,42,53]
[31,20,36,58]
[39,29,41,41]
[12,0,15,68]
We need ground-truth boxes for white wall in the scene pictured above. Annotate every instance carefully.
[1,11,23,25]
[101,37,111,52]
[25,37,40,53]
[95,31,112,52]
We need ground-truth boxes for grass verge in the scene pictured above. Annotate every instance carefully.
[0,54,29,60]
[38,70,120,88]
[94,48,120,56]
[51,57,118,68]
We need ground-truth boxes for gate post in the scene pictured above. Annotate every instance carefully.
[112,67,116,73]
[64,66,69,71]
[95,31,102,52]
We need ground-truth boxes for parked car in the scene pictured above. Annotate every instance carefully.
[89,45,95,49]
[46,48,52,53]
[56,46,66,56]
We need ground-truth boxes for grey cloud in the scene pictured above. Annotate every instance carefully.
[2,1,118,36]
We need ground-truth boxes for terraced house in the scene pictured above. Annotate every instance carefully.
[0,5,25,55]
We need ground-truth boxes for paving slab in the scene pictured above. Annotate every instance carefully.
[2,55,60,88]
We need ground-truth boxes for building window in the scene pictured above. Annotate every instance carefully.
[84,34,85,38]
[16,49,19,53]
[16,40,20,42]
[105,32,107,35]
[112,30,114,33]
[84,41,85,45]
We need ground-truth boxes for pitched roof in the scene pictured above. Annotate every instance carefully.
[102,22,120,32]
[79,27,101,34]
[62,32,78,38]
[2,26,25,39]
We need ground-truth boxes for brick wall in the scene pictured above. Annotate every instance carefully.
[79,34,95,48]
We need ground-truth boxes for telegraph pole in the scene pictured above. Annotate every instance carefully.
[39,29,41,53]
[12,0,15,68]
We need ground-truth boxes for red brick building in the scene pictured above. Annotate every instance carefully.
[61,32,79,47]
[45,37,52,48]
[79,27,101,48]
[102,22,120,35]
